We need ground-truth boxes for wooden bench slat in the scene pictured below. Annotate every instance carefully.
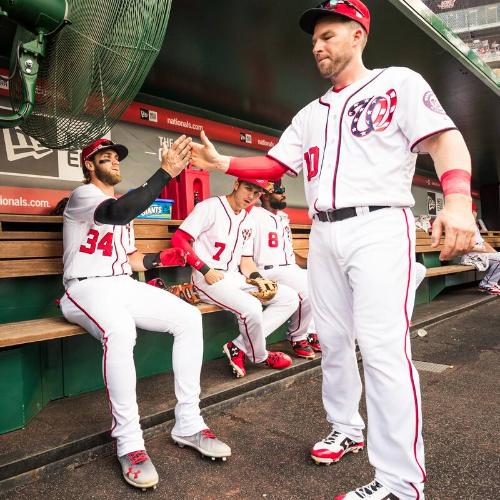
[0,302,223,347]
[0,241,63,259]
[0,231,63,240]
[0,258,63,278]
[425,264,475,277]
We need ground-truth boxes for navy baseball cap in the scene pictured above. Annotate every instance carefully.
[299,0,371,35]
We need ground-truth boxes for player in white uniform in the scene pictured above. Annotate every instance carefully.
[59,137,230,491]
[189,2,476,498]
[251,179,320,359]
[171,178,299,378]
[460,203,500,295]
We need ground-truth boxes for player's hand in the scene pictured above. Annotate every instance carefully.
[191,131,230,172]
[431,195,476,261]
[161,135,192,177]
[204,268,224,285]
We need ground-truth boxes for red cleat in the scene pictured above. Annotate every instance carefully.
[311,430,364,465]
[223,342,246,378]
[290,339,316,359]
[263,351,292,369]
[307,333,322,352]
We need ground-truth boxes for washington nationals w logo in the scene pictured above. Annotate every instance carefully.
[348,89,397,137]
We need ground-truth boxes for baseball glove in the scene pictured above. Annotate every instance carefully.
[147,278,201,305]
[246,276,278,302]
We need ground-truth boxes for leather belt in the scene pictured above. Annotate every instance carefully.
[263,264,291,270]
[315,206,388,223]
[77,274,127,281]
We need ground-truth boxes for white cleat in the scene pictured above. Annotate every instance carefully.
[118,450,159,490]
[172,428,231,461]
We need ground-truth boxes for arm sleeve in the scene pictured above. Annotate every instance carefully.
[171,229,207,271]
[94,168,172,225]
[396,70,457,154]
[227,156,289,180]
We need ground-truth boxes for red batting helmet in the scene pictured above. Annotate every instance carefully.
[81,138,128,165]
[299,0,370,35]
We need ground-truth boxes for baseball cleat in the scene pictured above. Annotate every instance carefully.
[172,428,231,461]
[479,284,500,295]
[263,351,293,369]
[118,450,159,490]
[334,480,399,499]
[290,339,316,359]
[223,341,246,378]
[311,430,364,464]
[307,333,322,352]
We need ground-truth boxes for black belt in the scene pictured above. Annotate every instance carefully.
[77,274,127,281]
[263,264,291,270]
[315,206,388,223]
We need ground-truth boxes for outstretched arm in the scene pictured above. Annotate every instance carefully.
[421,130,476,260]
[191,131,288,179]
[95,135,192,225]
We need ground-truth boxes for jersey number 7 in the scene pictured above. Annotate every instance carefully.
[213,242,226,261]
[80,229,114,257]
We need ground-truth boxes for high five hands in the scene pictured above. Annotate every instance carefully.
[161,135,192,177]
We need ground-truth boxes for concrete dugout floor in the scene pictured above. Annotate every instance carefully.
[1,294,499,499]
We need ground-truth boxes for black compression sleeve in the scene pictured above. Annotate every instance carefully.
[94,169,172,225]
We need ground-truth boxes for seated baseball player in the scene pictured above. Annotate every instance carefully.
[460,203,500,295]
[171,178,299,378]
[250,180,321,359]
[59,136,230,491]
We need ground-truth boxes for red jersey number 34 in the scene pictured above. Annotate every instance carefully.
[79,230,114,257]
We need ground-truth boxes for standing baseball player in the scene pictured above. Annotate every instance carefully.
[250,179,320,358]
[189,1,476,498]
[59,136,230,491]
[171,178,299,378]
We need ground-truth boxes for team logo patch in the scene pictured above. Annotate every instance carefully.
[348,89,397,138]
[242,228,252,241]
[423,91,446,115]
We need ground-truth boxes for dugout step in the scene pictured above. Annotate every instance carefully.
[0,339,320,490]
[0,285,496,491]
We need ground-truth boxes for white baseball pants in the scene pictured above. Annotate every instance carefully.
[479,252,500,288]
[308,208,425,500]
[260,264,314,342]
[193,271,299,363]
[60,275,207,457]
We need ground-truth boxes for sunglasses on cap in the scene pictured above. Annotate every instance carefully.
[271,186,286,195]
[319,0,365,18]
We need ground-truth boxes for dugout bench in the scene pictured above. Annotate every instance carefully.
[0,215,310,434]
[0,214,498,434]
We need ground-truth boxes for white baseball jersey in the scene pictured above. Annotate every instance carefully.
[268,67,456,216]
[63,184,135,285]
[179,196,255,272]
[250,206,295,267]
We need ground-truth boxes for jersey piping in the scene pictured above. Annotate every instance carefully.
[331,69,387,209]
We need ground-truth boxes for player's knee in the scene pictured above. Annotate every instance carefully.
[104,318,137,349]
[241,300,263,323]
[278,285,300,310]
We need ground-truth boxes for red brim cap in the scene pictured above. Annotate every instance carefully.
[81,138,128,165]
[237,178,269,190]
[299,0,370,35]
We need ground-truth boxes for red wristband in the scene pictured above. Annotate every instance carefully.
[440,169,471,197]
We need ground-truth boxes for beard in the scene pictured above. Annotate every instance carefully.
[94,164,121,186]
[317,53,351,80]
[270,198,286,210]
